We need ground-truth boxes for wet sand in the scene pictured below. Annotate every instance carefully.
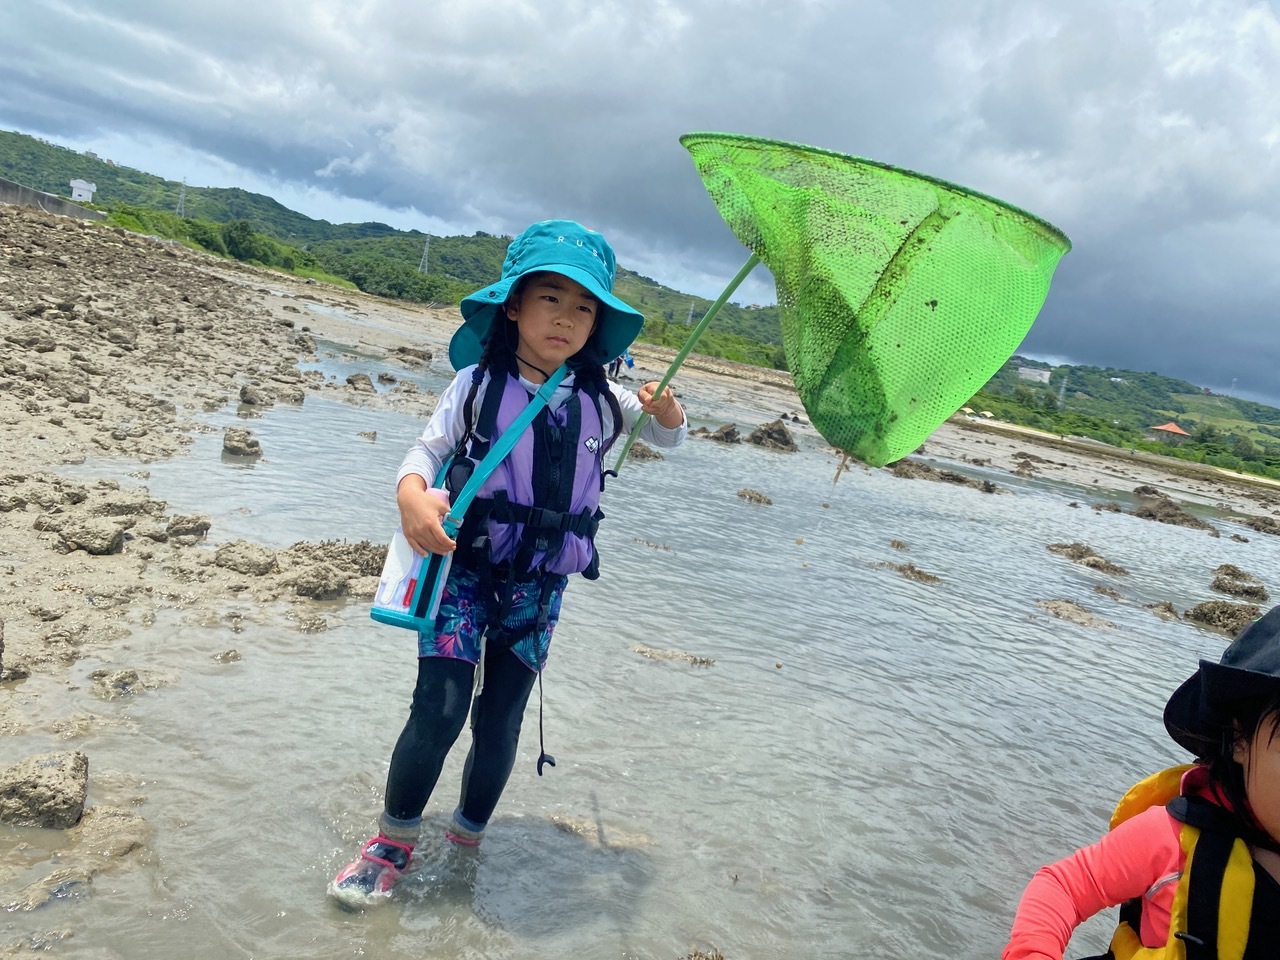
[3,202,1279,906]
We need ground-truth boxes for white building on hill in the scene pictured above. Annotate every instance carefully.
[69,179,97,203]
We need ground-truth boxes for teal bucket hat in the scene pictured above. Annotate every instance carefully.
[449,220,645,370]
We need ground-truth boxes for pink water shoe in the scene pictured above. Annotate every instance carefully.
[327,835,414,908]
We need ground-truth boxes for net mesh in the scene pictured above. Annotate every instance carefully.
[682,132,1072,466]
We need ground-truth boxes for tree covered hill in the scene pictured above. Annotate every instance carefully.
[304,231,783,348]
[983,357,1280,431]
[1,130,331,238]
[974,356,1280,479]
[0,129,783,355]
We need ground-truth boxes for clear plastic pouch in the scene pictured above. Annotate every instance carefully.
[370,489,453,632]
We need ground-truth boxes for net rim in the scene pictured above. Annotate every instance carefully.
[680,131,1072,253]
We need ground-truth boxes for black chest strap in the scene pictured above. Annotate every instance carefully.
[1167,795,1245,960]
[445,371,511,496]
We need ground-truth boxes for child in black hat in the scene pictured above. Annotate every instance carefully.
[1005,606,1280,960]
[329,220,685,908]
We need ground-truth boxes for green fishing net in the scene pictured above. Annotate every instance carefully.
[682,132,1072,466]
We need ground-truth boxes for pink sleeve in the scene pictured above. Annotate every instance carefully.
[1002,805,1181,960]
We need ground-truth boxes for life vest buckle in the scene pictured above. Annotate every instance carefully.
[527,505,571,532]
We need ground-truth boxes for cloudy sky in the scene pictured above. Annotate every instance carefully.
[3,0,1279,405]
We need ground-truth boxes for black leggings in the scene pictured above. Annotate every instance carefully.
[384,647,537,828]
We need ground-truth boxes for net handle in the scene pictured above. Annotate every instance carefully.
[612,253,761,472]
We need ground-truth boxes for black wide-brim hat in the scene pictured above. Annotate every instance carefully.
[1164,605,1280,756]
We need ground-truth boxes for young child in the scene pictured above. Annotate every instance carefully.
[1004,605,1280,959]
[330,220,686,907]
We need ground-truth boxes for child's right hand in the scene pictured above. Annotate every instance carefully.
[396,477,457,556]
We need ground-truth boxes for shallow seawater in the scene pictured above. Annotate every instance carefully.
[4,375,1279,959]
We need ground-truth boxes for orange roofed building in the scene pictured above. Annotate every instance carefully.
[1149,421,1192,444]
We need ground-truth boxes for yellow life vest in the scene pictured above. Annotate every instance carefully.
[1103,766,1255,960]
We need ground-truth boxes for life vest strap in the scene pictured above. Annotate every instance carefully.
[516,503,599,538]
[1181,826,1230,960]
[465,365,510,462]
[467,491,599,540]
[1104,770,1254,960]
[1167,795,1244,836]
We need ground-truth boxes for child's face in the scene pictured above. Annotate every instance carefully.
[1235,714,1280,842]
[505,272,598,378]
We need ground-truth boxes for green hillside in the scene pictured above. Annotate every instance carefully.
[982,358,1280,432]
[303,231,784,358]
[0,129,344,239]
[974,356,1280,479]
[0,129,783,360]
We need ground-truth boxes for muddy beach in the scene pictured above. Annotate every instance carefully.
[3,202,1280,944]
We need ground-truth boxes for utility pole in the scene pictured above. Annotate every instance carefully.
[418,236,430,274]
[686,301,695,325]
[1057,373,1068,410]
[176,179,186,217]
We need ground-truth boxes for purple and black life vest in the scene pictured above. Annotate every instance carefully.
[447,370,608,581]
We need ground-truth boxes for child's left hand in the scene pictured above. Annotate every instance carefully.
[638,381,683,428]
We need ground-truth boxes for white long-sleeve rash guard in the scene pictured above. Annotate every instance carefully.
[396,365,688,490]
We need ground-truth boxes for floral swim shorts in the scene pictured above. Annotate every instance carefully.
[417,563,568,672]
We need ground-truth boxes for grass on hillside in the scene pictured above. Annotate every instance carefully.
[292,266,358,289]
[1169,394,1278,442]
[104,206,355,290]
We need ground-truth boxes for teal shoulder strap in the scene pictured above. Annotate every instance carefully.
[443,364,568,533]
